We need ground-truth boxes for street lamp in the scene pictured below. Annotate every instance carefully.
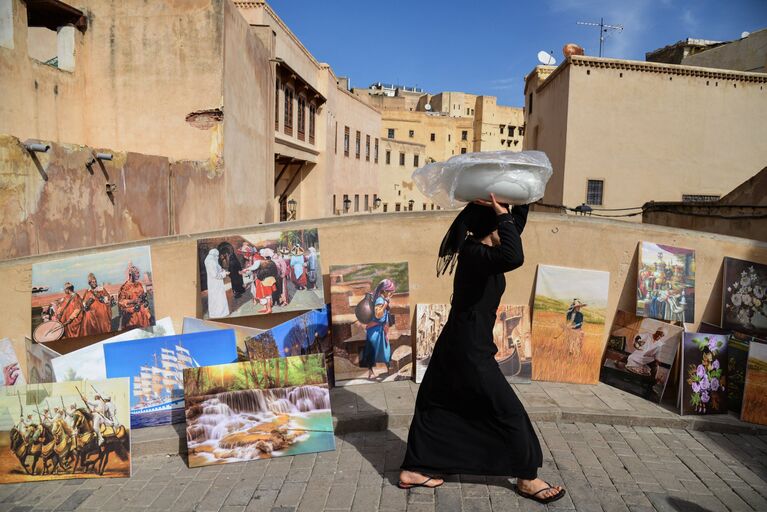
[343,198,351,213]
[287,198,297,219]
[408,199,414,211]
[373,197,382,210]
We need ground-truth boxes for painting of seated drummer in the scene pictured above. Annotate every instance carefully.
[636,242,695,324]
[600,310,683,403]
[31,246,155,344]
[198,229,324,319]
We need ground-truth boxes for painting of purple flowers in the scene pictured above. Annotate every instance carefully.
[681,333,728,415]
[722,258,767,337]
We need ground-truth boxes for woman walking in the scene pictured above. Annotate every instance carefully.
[399,193,565,504]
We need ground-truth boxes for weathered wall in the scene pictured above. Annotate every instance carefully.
[2,211,766,365]
[221,0,274,224]
[0,134,170,259]
[682,29,767,73]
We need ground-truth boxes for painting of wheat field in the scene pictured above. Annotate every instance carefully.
[741,341,767,426]
[531,265,610,384]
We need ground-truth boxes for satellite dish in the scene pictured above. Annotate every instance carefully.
[741,31,750,38]
[424,103,432,111]
[537,51,556,66]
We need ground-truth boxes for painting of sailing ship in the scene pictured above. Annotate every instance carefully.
[197,229,324,320]
[51,317,175,383]
[103,331,238,428]
[0,378,131,484]
[31,246,155,344]
[183,354,334,468]
[182,317,265,361]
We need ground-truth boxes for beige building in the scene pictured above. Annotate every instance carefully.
[234,2,381,220]
[523,55,767,218]
[647,29,767,73]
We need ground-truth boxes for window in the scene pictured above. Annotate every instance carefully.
[354,194,359,212]
[682,194,721,203]
[518,125,525,136]
[528,93,533,115]
[365,135,370,161]
[355,131,361,159]
[399,152,405,166]
[466,108,470,115]
[333,194,336,215]
[309,104,316,144]
[385,150,391,165]
[364,194,369,211]
[343,194,349,212]
[374,138,379,163]
[395,203,401,212]
[460,148,467,154]
[387,128,395,139]
[499,125,504,134]
[461,130,468,141]
[284,87,294,135]
[297,96,306,140]
[430,133,435,142]
[275,79,280,130]
[383,203,388,212]
[334,122,338,154]
[408,130,414,138]
[344,126,350,156]
[414,154,419,167]
[422,203,427,210]
[448,134,451,142]
[586,180,604,206]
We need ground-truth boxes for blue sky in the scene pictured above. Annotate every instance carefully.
[103,331,238,407]
[266,0,767,106]
[32,246,152,291]
[257,307,329,355]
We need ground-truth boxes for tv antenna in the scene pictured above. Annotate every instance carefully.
[576,18,623,57]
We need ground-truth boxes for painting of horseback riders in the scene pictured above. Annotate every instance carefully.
[0,378,131,483]
[31,246,156,344]
[197,229,324,320]
[531,265,610,384]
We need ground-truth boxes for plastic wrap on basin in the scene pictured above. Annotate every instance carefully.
[412,150,553,208]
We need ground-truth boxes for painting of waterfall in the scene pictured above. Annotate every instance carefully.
[183,354,335,467]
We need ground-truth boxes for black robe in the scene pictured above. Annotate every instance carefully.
[401,206,542,478]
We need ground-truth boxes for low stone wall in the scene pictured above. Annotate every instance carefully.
[1,211,766,367]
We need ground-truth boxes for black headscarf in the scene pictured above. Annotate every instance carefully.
[436,202,499,277]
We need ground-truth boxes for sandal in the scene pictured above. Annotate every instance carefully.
[397,476,444,490]
[515,481,566,504]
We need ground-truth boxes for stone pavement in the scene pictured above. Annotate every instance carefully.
[2,422,767,512]
[133,380,767,457]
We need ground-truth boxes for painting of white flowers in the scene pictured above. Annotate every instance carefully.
[722,258,767,337]
[680,333,728,415]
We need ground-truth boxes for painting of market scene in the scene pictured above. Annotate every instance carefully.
[197,229,323,319]
[329,262,412,385]
[31,246,155,344]
[636,242,695,324]
[183,354,334,467]
[0,379,131,484]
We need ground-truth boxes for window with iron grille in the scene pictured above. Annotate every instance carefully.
[374,138,379,163]
[355,131,361,159]
[586,180,604,206]
[354,194,359,212]
[309,104,316,144]
[682,194,721,203]
[364,194,369,211]
[297,95,306,141]
[387,128,395,139]
[385,150,391,165]
[365,135,370,161]
[399,152,405,166]
[344,126,350,156]
[284,87,294,135]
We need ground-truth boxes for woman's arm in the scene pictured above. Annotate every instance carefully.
[461,210,525,274]
[510,204,530,234]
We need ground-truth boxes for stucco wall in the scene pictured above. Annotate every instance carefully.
[682,29,767,73]
[0,134,170,259]
[2,211,765,367]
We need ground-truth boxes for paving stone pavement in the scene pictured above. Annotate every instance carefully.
[2,422,766,512]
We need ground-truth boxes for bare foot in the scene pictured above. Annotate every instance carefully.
[398,470,444,489]
[517,478,563,500]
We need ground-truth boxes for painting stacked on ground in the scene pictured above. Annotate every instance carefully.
[636,242,695,324]
[103,331,238,428]
[330,262,412,385]
[183,354,334,467]
[0,379,131,483]
[182,317,265,362]
[680,333,728,415]
[0,339,25,386]
[415,304,532,384]
[722,258,767,336]
[741,341,767,426]
[197,229,323,319]
[31,246,155,344]
[600,310,683,402]
[532,265,610,384]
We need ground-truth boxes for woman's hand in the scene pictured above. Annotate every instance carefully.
[473,193,508,215]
